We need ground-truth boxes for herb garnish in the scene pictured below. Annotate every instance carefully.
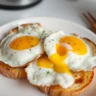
[47,71,50,74]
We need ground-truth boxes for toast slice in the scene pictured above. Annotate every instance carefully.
[38,38,96,96]
[0,23,40,79]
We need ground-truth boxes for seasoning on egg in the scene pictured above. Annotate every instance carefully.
[47,71,50,74]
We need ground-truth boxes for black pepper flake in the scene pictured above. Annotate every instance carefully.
[15,52,17,53]
[49,41,51,43]
[52,39,54,41]
[78,49,80,50]
[6,52,7,54]
[31,45,33,47]
[74,43,76,45]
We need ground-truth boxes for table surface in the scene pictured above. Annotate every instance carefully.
[0,0,96,28]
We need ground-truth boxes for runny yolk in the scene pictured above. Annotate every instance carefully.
[49,44,72,74]
[10,36,40,50]
[37,54,53,69]
[37,53,72,75]
[59,36,87,55]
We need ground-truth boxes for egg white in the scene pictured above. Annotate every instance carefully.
[0,24,52,67]
[26,62,74,88]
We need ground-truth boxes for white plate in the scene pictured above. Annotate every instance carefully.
[0,17,96,96]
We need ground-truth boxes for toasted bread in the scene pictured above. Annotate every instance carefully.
[37,38,96,96]
[0,61,26,79]
[0,23,41,79]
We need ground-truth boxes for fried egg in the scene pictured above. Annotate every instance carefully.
[44,31,96,72]
[0,24,52,67]
[26,54,74,88]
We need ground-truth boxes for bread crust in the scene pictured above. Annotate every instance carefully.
[36,38,96,96]
[0,61,26,79]
[0,23,41,79]
[9,23,41,34]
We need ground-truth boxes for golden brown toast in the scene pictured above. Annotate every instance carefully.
[37,38,96,96]
[0,23,41,79]
[0,61,26,79]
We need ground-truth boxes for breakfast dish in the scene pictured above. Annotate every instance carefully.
[0,19,96,96]
[0,23,51,79]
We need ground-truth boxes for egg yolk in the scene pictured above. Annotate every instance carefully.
[10,36,40,50]
[59,36,87,55]
[50,44,67,66]
[37,54,53,69]
[49,44,72,74]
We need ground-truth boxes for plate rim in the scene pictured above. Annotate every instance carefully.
[0,17,95,36]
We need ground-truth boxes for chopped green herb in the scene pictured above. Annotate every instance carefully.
[11,54,13,56]
[42,30,45,33]
[47,71,50,74]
